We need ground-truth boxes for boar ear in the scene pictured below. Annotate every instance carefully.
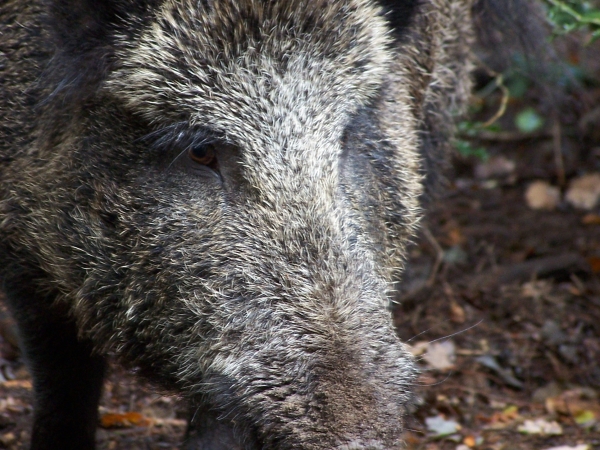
[377,0,421,39]
[47,0,155,53]
[45,1,157,100]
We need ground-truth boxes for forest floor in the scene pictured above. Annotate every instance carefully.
[1,32,599,450]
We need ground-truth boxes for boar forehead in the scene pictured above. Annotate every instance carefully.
[108,0,392,145]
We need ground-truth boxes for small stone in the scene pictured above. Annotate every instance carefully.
[0,432,16,446]
[525,181,561,210]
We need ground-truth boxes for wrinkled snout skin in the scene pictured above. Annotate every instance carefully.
[0,0,474,448]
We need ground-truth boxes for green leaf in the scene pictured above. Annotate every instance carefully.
[582,10,600,20]
[454,139,489,161]
[574,409,597,427]
[515,108,545,133]
[506,75,530,99]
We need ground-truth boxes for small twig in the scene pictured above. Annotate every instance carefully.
[552,117,566,187]
[422,226,444,287]
[461,129,552,142]
[398,226,444,303]
[467,253,589,291]
[480,74,510,128]
[498,253,588,284]
[469,56,510,128]
[455,348,494,356]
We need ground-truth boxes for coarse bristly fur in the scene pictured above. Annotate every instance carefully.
[0,0,476,448]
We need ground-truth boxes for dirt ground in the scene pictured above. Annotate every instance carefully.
[1,28,599,450]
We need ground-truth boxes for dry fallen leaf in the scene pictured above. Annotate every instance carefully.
[522,280,552,299]
[484,405,520,429]
[100,411,151,429]
[425,415,461,437]
[447,226,466,246]
[450,301,466,324]
[543,445,590,450]
[406,341,429,357]
[574,410,597,427]
[462,434,477,447]
[518,418,563,435]
[474,155,516,179]
[565,173,600,210]
[0,380,32,389]
[586,256,600,274]
[525,181,561,210]
[424,340,456,370]
[402,431,421,446]
[582,213,600,225]
[0,432,16,446]
[476,355,523,389]
[545,387,600,423]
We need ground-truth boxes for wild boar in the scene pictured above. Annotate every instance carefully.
[0,0,474,448]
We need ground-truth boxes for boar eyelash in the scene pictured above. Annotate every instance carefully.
[139,123,217,171]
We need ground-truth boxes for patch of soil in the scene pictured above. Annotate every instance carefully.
[395,174,600,450]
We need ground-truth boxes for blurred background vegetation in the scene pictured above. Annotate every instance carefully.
[456,0,600,186]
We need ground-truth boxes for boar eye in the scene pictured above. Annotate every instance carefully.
[188,144,216,166]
